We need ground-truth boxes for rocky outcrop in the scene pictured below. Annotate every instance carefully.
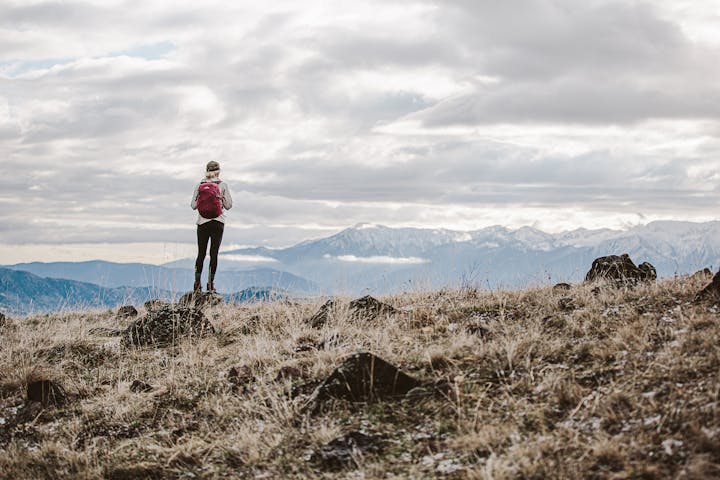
[178,291,224,308]
[306,352,422,413]
[121,304,215,347]
[349,295,397,319]
[585,254,656,285]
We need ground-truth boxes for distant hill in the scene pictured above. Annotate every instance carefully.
[5,261,316,294]
[0,267,169,315]
[0,267,286,316]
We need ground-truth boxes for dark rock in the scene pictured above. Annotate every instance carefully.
[88,327,124,337]
[558,297,576,311]
[27,379,67,407]
[178,291,224,308]
[306,352,422,413]
[695,270,720,303]
[542,315,567,329]
[466,324,490,338]
[349,295,397,319]
[228,366,254,392]
[310,431,384,471]
[584,254,656,285]
[553,283,572,293]
[144,299,168,311]
[121,304,215,347]
[116,305,138,318]
[0,312,6,329]
[129,380,153,393]
[275,366,303,381]
[638,262,657,281]
[306,300,337,328]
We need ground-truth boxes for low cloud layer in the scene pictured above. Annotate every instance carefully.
[1,0,719,261]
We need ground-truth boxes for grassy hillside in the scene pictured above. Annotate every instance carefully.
[1,275,719,479]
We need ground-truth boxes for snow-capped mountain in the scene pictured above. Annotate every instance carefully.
[7,221,720,297]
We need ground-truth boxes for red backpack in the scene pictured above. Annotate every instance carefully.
[197,181,223,219]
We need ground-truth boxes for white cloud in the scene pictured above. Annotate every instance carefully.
[1,0,719,262]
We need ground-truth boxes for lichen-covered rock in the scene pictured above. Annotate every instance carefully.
[585,254,656,285]
[130,380,153,393]
[692,268,713,282]
[117,305,138,318]
[306,352,422,413]
[349,295,397,319]
[178,291,224,308]
[27,379,66,407]
[0,312,6,329]
[553,283,572,293]
[121,304,215,347]
[306,299,337,328]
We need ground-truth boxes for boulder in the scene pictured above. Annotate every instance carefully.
[121,304,215,347]
[306,352,422,413]
[310,431,384,471]
[0,312,6,329]
[584,254,656,285]
[695,270,720,303]
[306,300,337,328]
[691,268,713,282]
[349,295,397,319]
[117,305,138,318]
[27,379,67,407]
[552,283,572,293]
[178,291,224,308]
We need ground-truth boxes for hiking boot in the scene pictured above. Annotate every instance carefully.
[207,282,216,292]
[193,281,202,292]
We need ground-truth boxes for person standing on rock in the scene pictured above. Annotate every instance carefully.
[191,161,233,292]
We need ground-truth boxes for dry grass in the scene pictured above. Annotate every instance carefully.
[1,275,719,479]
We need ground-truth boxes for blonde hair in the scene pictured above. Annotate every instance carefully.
[205,169,220,179]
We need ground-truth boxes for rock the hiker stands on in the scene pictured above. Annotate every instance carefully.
[178,291,224,309]
[585,254,657,285]
[121,304,215,347]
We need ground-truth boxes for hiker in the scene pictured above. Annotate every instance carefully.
[190,161,233,292]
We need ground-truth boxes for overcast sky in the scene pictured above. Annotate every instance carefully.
[1,0,719,264]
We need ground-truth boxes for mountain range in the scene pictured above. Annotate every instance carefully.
[3,220,720,314]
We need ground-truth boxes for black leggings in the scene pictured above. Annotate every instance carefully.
[195,220,224,277]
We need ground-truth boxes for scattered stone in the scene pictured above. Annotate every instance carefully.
[178,291,224,308]
[129,380,153,393]
[116,305,138,318]
[144,299,168,311]
[349,295,398,319]
[0,312,6,328]
[228,366,254,392]
[275,366,303,381]
[466,324,490,338]
[121,304,215,347]
[558,297,576,311]
[88,327,124,337]
[695,270,720,303]
[553,283,572,293]
[542,315,567,329]
[310,431,385,471]
[306,300,337,328]
[306,352,422,413]
[584,254,657,285]
[27,379,67,407]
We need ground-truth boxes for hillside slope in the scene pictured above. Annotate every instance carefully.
[1,276,719,478]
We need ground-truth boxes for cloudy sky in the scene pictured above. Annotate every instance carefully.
[1,0,719,264]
